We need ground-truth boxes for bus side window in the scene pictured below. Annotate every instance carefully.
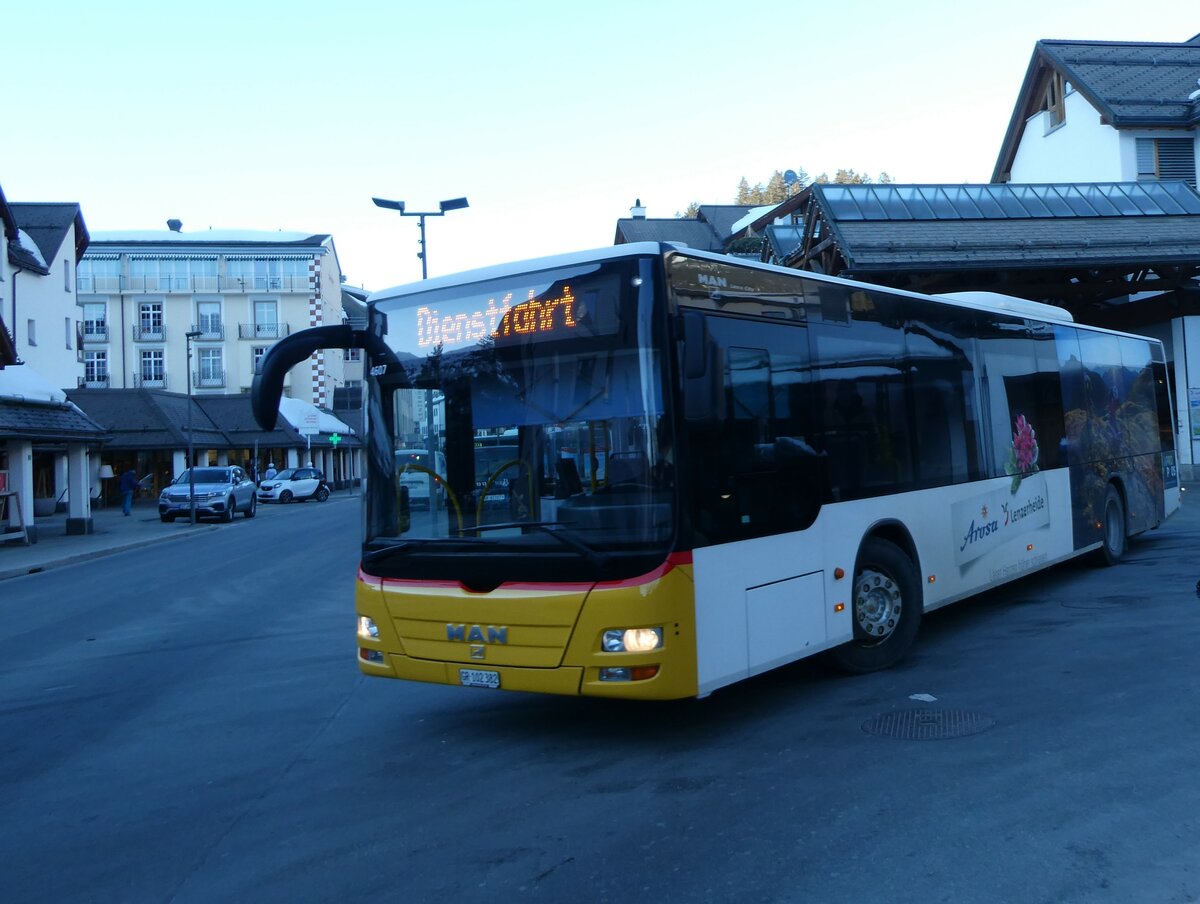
[905,301,983,486]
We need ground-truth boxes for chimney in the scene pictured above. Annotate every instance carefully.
[630,198,646,219]
[167,219,183,232]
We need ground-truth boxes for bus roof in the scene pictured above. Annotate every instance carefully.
[368,241,1076,325]
[367,242,670,304]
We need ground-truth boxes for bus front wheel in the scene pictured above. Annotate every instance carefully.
[828,538,921,674]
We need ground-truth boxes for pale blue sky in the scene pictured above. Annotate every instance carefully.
[1,0,1194,292]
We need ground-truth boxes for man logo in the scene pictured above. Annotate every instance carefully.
[470,645,486,660]
[446,624,509,644]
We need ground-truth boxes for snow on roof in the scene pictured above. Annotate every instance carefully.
[277,396,354,434]
[729,205,779,235]
[89,229,321,244]
[15,229,48,268]
[0,365,68,403]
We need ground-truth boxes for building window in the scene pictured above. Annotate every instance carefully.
[64,259,71,292]
[196,301,222,338]
[1137,137,1197,188]
[1040,71,1067,131]
[84,350,108,387]
[27,319,36,346]
[253,300,279,339]
[252,346,269,374]
[139,349,165,387]
[198,347,224,387]
[83,302,108,341]
[65,317,73,349]
[226,257,309,291]
[77,258,120,293]
[136,302,164,340]
[345,347,362,362]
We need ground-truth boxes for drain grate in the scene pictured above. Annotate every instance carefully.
[862,708,996,740]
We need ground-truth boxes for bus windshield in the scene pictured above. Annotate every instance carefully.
[363,255,674,583]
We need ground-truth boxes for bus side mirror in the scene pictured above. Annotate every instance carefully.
[681,311,722,423]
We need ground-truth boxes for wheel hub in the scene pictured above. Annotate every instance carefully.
[855,568,902,641]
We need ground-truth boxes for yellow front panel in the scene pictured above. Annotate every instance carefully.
[354,561,700,700]
[384,583,587,667]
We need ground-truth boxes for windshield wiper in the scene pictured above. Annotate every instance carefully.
[362,540,419,566]
[467,521,609,568]
[533,524,609,569]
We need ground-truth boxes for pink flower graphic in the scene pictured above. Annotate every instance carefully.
[1012,415,1039,472]
[1005,414,1039,493]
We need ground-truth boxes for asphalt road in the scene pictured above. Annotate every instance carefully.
[2,491,1198,903]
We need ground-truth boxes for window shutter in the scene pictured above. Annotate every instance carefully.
[1156,138,1196,187]
[1136,137,1196,187]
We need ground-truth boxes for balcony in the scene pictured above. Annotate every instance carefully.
[238,322,291,340]
[194,369,226,389]
[192,322,225,340]
[221,275,309,293]
[82,325,109,342]
[77,276,121,293]
[132,324,166,341]
[122,275,219,293]
[77,375,110,388]
[132,372,167,389]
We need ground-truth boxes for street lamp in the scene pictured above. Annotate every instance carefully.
[371,196,469,280]
[373,195,468,519]
[185,329,201,525]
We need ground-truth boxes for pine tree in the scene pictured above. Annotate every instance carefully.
[764,171,788,203]
[677,202,701,218]
[735,178,752,204]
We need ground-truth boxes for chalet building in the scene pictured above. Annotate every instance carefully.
[639,33,1200,476]
[0,182,107,541]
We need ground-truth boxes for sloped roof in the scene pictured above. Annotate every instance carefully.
[696,205,761,238]
[994,34,1200,182]
[614,204,758,251]
[784,181,1200,270]
[195,395,302,448]
[614,217,725,250]
[67,389,225,450]
[0,398,108,443]
[10,202,89,266]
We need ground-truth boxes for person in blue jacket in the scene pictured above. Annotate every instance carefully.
[119,468,138,516]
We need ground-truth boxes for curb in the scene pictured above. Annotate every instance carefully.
[0,522,220,583]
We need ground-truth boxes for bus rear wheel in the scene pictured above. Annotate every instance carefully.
[1098,484,1126,566]
[827,538,921,674]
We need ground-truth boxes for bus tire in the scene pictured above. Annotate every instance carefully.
[827,537,922,674]
[1097,484,1126,566]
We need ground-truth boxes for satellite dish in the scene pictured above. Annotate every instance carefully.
[783,170,798,185]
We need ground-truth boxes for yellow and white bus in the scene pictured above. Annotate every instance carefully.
[252,243,1179,699]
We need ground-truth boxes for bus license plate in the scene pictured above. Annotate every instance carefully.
[459,668,500,689]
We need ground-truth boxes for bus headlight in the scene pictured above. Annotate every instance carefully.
[358,616,379,639]
[601,627,663,653]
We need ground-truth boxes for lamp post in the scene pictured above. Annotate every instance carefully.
[372,195,468,518]
[185,329,201,525]
[371,196,468,280]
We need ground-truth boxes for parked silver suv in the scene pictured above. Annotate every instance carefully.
[159,466,258,522]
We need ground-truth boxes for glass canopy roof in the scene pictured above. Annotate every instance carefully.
[819,181,1200,221]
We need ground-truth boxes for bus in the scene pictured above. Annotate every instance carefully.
[251,242,1180,700]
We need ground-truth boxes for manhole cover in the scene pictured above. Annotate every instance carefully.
[862,708,995,740]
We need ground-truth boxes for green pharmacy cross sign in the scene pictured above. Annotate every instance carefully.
[330,433,342,447]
